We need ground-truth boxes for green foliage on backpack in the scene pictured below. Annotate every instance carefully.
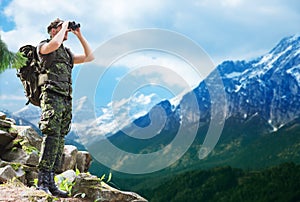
[0,36,26,73]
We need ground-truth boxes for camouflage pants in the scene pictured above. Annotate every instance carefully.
[38,87,72,171]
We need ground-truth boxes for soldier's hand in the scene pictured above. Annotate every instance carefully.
[71,27,82,37]
[62,21,71,32]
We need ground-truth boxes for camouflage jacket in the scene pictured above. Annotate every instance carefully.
[37,40,74,97]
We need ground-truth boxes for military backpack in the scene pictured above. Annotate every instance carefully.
[17,45,41,107]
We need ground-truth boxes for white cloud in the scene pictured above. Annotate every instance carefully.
[0,94,26,100]
[1,0,299,64]
[131,92,154,106]
[112,51,202,89]
[1,0,168,52]
[170,0,300,63]
[0,94,27,112]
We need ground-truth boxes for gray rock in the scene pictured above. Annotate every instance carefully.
[0,112,6,120]
[76,151,92,173]
[56,169,77,186]
[0,130,16,152]
[0,119,11,128]
[58,145,78,173]
[71,173,148,202]
[0,159,11,169]
[15,167,26,184]
[0,165,17,183]
[99,183,148,202]
[71,173,102,200]
[1,125,42,167]
[1,148,39,167]
[5,118,16,125]
[14,126,42,151]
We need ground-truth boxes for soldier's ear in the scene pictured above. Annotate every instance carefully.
[50,28,56,37]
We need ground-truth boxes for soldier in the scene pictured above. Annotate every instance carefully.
[37,18,94,197]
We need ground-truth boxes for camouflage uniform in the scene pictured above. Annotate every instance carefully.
[37,41,73,172]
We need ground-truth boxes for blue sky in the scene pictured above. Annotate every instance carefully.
[1,0,300,115]
[0,0,14,31]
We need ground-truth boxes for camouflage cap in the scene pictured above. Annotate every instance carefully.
[47,18,64,33]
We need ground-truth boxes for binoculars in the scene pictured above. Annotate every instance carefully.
[68,21,80,30]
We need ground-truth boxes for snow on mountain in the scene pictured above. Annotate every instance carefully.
[71,92,163,143]
[12,105,41,126]
[217,35,300,129]
[112,34,300,139]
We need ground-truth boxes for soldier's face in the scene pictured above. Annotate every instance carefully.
[52,25,68,41]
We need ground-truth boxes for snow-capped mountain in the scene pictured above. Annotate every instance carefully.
[218,35,300,129]
[129,35,300,138]
[71,91,165,143]
[12,105,41,126]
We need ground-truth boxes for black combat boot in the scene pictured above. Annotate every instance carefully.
[37,170,52,195]
[48,171,69,198]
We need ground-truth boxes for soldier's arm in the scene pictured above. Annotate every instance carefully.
[40,21,69,55]
[72,28,95,64]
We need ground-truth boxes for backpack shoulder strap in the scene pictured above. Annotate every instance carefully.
[36,39,49,58]
[65,47,74,65]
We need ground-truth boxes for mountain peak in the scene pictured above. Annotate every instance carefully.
[269,34,300,55]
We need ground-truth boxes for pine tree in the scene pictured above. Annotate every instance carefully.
[0,36,26,73]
